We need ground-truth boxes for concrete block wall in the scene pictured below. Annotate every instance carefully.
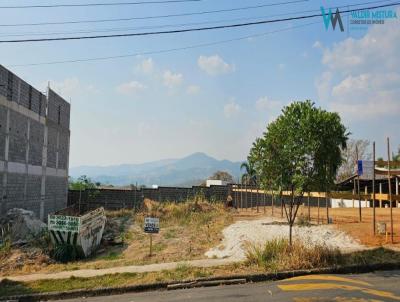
[67,185,231,212]
[0,65,70,220]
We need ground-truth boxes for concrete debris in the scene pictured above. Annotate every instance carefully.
[0,208,46,243]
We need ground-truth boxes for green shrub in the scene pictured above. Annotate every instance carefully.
[52,243,84,263]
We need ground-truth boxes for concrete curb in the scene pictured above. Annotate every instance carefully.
[2,262,400,302]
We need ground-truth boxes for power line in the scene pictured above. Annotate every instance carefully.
[1,2,399,43]
[0,0,308,27]
[0,0,391,38]
[8,20,320,67]
[0,0,202,9]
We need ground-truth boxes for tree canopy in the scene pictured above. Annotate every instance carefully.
[69,175,98,190]
[248,100,348,244]
[249,100,348,194]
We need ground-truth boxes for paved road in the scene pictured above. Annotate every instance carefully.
[57,270,400,302]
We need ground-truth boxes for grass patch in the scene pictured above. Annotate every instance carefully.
[0,266,214,298]
[163,229,177,239]
[245,238,343,271]
[99,252,121,261]
[296,214,311,227]
[344,247,400,266]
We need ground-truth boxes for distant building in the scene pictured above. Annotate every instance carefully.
[206,179,228,187]
[0,65,70,220]
[335,166,400,208]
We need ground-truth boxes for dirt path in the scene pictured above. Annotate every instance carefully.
[0,258,237,283]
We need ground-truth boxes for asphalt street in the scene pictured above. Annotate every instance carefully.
[56,270,400,302]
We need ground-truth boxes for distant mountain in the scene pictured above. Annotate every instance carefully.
[70,152,242,187]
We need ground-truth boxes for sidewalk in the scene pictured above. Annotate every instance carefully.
[0,258,238,283]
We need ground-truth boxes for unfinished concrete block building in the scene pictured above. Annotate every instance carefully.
[0,65,70,220]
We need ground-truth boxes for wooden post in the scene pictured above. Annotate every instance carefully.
[396,177,399,208]
[256,187,259,213]
[356,145,362,222]
[271,190,274,216]
[149,234,153,257]
[307,193,311,222]
[352,181,355,208]
[236,183,239,209]
[240,183,243,210]
[365,186,368,208]
[372,142,376,235]
[387,137,393,243]
[263,189,266,213]
[317,196,320,224]
[379,183,382,208]
[245,183,247,211]
[250,186,253,211]
[326,191,329,224]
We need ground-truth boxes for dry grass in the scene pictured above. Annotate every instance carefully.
[245,238,342,271]
[1,200,234,276]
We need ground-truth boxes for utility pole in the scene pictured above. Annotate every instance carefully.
[356,145,362,222]
[372,142,376,235]
[387,137,393,243]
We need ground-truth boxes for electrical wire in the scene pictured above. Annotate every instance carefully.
[0,0,202,9]
[0,0,392,38]
[1,2,399,43]
[2,19,340,67]
[0,0,308,27]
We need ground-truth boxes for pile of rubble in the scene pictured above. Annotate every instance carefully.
[0,208,46,245]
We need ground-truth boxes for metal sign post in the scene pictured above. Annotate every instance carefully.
[144,217,160,257]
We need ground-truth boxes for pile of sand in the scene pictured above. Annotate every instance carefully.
[205,217,364,260]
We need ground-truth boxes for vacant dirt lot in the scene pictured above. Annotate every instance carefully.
[0,201,235,276]
[237,206,400,247]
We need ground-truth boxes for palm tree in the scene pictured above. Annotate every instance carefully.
[241,162,257,210]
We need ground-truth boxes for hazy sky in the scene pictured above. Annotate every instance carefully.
[1,0,399,167]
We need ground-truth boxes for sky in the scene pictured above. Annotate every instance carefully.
[1,0,399,167]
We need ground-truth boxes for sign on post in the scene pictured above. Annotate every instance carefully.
[144,217,160,234]
[144,217,159,257]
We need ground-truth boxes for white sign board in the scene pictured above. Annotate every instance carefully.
[48,215,80,233]
[144,217,160,234]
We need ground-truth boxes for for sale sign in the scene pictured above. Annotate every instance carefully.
[144,217,160,234]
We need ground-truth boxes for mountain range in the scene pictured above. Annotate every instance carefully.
[69,152,243,187]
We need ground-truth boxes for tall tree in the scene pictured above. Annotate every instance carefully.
[241,161,258,210]
[240,161,257,186]
[249,100,348,245]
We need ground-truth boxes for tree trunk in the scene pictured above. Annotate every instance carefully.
[289,223,293,246]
